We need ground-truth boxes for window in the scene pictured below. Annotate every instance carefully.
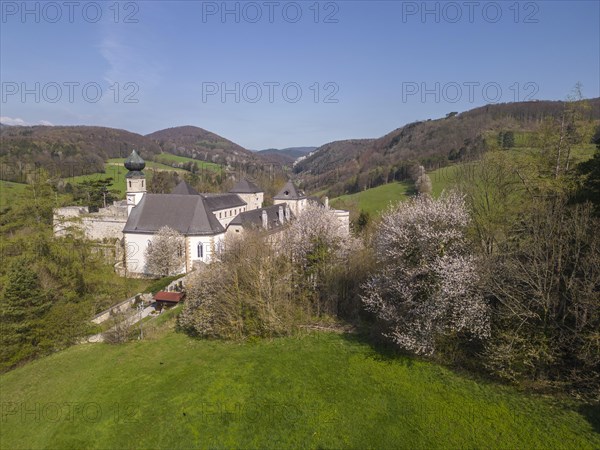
[129,181,132,188]
[219,212,222,218]
[197,243,203,258]
[177,244,183,258]
[147,240,152,248]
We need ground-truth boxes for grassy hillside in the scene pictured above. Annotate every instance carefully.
[0,324,597,449]
[153,152,221,172]
[330,143,597,217]
[330,181,413,215]
[0,180,28,206]
[63,159,188,196]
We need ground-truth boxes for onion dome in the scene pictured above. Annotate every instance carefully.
[124,150,145,177]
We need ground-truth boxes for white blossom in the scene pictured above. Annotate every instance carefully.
[361,192,490,355]
[144,226,185,277]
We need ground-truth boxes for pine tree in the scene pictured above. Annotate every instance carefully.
[0,258,51,365]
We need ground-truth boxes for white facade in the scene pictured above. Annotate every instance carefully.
[235,192,264,210]
[213,205,248,227]
[274,197,307,217]
[124,232,226,276]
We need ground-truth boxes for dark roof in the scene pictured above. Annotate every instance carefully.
[202,193,246,211]
[171,181,199,195]
[123,194,225,235]
[274,181,305,200]
[125,150,145,178]
[230,204,291,231]
[230,179,262,194]
[154,291,184,302]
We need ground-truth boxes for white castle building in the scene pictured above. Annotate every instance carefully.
[54,150,349,277]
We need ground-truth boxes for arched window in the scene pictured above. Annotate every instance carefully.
[197,243,203,258]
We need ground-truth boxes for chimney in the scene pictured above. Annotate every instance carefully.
[278,206,284,223]
[262,210,268,229]
[324,196,329,208]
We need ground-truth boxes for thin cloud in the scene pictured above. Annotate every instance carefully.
[0,116,28,126]
[0,117,54,126]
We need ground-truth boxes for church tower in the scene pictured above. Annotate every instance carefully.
[124,150,146,216]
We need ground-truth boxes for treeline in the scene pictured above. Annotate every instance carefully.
[180,102,600,399]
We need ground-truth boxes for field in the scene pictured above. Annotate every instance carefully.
[62,159,188,196]
[1,320,598,450]
[0,180,28,206]
[152,152,221,172]
[330,181,413,215]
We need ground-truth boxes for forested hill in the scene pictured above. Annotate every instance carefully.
[0,125,162,179]
[0,124,268,182]
[294,98,600,196]
[255,146,317,165]
[146,126,259,166]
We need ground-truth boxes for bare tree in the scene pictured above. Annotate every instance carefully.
[145,226,185,277]
[102,311,133,344]
[484,200,600,389]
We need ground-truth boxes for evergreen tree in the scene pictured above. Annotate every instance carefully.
[0,258,51,365]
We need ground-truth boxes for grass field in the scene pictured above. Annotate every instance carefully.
[106,158,189,173]
[330,181,413,216]
[1,322,598,450]
[0,180,28,206]
[62,159,188,196]
[153,153,221,173]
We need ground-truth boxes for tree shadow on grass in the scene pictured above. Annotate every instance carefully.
[578,403,600,434]
[339,327,416,368]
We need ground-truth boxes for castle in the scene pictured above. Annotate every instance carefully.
[54,150,349,277]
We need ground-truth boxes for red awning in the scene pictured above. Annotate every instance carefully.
[154,291,184,303]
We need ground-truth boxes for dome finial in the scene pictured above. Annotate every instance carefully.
[124,149,145,177]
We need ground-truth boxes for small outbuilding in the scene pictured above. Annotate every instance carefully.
[154,291,185,311]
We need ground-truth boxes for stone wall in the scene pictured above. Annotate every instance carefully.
[54,201,127,241]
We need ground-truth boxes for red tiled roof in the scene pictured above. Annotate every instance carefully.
[154,291,184,302]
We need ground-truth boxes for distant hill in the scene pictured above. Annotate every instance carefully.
[146,126,259,166]
[0,125,162,181]
[294,99,600,196]
[254,147,317,165]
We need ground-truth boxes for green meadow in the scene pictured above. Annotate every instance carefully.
[62,159,188,196]
[330,181,413,216]
[152,152,221,172]
[0,180,28,206]
[0,316,598,450]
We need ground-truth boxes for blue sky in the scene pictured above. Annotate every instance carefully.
[1,1,598,149]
